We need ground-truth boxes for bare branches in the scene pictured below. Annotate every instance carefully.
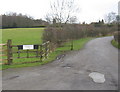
[45,0,79,24]
[105,12,117,24]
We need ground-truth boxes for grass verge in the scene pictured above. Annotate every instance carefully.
[2,37,93,70]
[111,40,120,49]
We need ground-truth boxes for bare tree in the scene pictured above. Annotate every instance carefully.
[45,0,79,25]
[105,12,117,24]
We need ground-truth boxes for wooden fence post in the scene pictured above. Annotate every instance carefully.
[71,40,73,50]
[40,45,43,62]
[45,42,48,58]
[7,39,13,65]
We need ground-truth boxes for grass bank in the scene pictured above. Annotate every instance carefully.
[2,37,93,70]
[111,40,120,49]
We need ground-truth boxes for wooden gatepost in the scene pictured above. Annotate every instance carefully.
[7,39,13,65]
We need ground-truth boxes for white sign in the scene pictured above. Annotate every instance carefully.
[23,45,34,50]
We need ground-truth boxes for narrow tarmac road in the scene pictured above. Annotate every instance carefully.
[2,36,118,90]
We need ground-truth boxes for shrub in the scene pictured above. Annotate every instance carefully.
[43,24,117,49]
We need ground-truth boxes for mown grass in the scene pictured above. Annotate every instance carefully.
[2,28,44,45]
[111,40,120,49]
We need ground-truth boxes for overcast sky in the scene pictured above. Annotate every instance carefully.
[0,0,119,23]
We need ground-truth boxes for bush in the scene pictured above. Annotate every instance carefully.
[43,24,117,49]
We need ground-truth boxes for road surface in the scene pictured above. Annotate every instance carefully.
[2,36,118,90]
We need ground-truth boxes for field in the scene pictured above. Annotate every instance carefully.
[2,28,44,44]
[1,28,92,69]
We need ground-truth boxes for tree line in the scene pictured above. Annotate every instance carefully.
[2,12,49,28]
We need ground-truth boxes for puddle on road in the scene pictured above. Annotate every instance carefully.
[89,72,105,83]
